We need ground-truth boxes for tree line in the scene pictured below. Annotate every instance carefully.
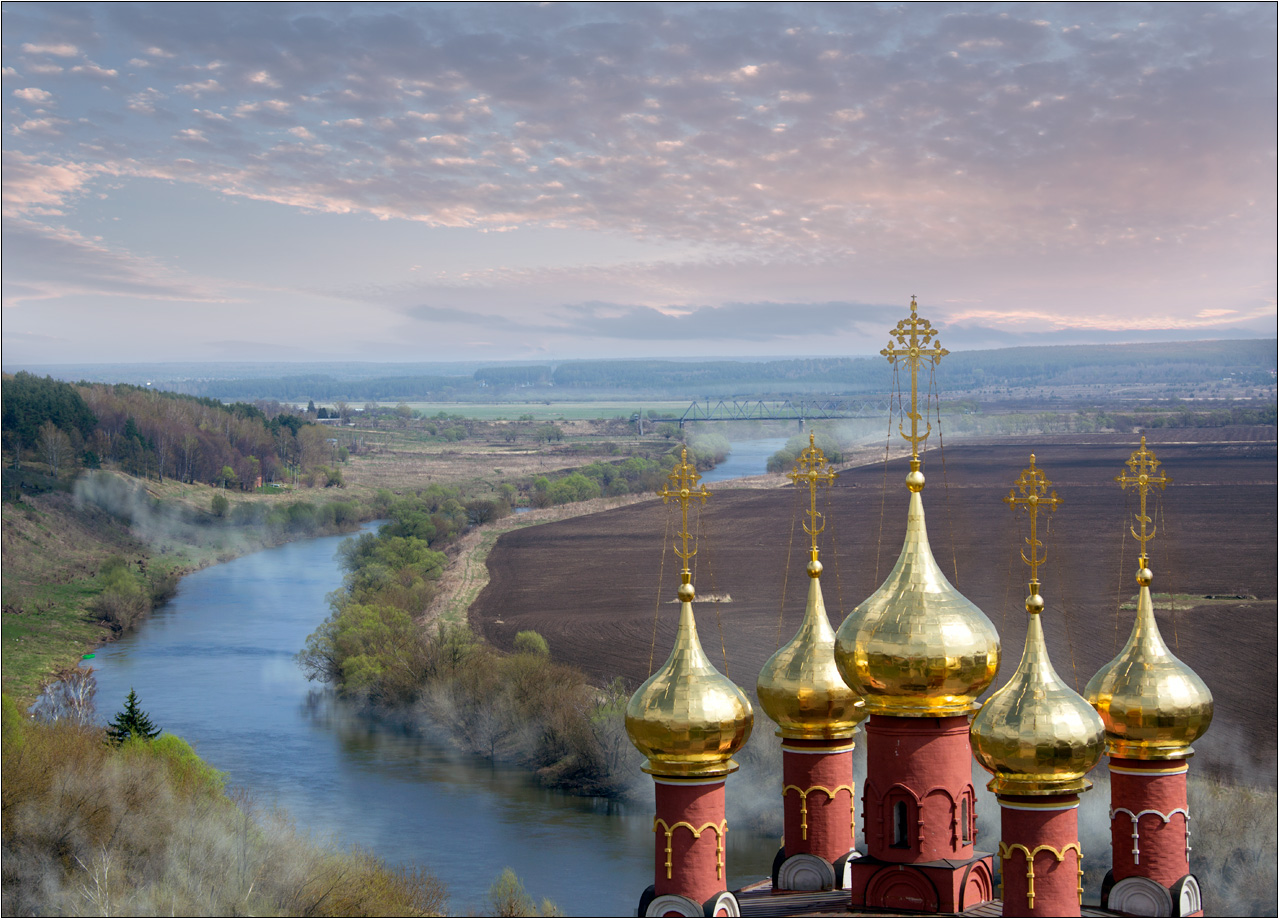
[475,340,1275,395]
[297,492,639,797]
[17,338,1274,404]
[2,372,344,493]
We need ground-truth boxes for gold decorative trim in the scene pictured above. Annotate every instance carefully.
[1109,762,1188,776]
[996,797,1079,812]
[1111,807,1191,866]
[782,784,854,841]
[652,775,735,787]
[652,818,728,880]
[997,841,1084,909]
[779,741,857,755]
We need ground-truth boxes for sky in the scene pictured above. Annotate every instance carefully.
[2,2,1275,366]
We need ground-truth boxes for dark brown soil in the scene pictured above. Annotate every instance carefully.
[471,432,1277,785]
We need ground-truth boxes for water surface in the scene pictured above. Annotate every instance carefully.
[701,437,789,483]
[88,524,774,915]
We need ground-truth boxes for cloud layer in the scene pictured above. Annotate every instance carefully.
[2,3,1274,362]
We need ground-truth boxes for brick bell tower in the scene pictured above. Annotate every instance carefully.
[1086,438,1213,918]
[625,450,754,919]
[757,433,866,892]
[833,300,1000,913]
[971,454,1106,918]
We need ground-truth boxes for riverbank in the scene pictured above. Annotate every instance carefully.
[78,525,617,916]
[1,472,374,706]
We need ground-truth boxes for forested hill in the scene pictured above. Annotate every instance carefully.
[12,339,1276,402]
[525,340,1277,393]
[2,372,324,495]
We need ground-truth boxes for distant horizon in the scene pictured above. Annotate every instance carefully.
[10,329,1277,373]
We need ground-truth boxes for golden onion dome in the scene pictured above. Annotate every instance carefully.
[833,489,1000,716]
[1084,570,1213,760]
[971,597,1105,795]
[758,559,866,740]
[626,591,754,777]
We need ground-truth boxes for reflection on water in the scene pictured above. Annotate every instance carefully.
[87,523,776,916]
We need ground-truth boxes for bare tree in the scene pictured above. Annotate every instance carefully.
[36,421,74,478]
[180,433,200,483]
[32,666,97,725]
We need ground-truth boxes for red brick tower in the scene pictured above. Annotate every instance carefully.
[757,434,865,891]
[971,455,1105,917]
[833,300,1000,913]
[1086,439,1213,917]
[626,450,754,918]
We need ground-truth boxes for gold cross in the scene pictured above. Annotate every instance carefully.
[657,447,710,591]
[880,297,949,465]
[1004,454,1061,594]
[1115,436,1170,568]
[788,432,838,562]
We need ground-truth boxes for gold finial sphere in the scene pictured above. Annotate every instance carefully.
[1026,593,1045,614]
[1028,493,1038,506]
[678,582,696,602]
[905,469,925,492]
[807,559,823,578]
[1136,568,1153,586]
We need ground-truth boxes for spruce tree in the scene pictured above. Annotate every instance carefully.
[105,688,161,745]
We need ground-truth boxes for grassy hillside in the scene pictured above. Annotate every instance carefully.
[1,472,372,707]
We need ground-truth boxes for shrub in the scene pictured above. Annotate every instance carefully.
[298,603,431,705]
[513,630,550,658]
[486,867,560,917]
[142,734,226,797]
[546,472,600,505]
[92,565,150,632]
[687,432,731,468]
[0,715,451,917]
[148,567,181,605]
[1,693,24,753]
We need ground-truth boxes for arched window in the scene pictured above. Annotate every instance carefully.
[892,801,910,848]
[961,797,972,845]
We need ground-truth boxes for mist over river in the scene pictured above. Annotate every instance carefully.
[87,519,777,915]
[700,437,788,483]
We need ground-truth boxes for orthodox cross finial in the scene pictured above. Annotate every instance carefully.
[788,432,838,567]
[1115,435,1170,575]
[1004,454,1061,613]
[880,296,949,489]
[657,447,710,600]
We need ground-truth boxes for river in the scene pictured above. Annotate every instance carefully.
[88,508,780,915]
[700,437,789,483]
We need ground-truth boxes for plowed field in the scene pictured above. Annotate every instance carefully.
[471,432,1277,784]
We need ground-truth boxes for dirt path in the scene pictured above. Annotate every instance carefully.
[420,468,799,628]
[421,494,656,627]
